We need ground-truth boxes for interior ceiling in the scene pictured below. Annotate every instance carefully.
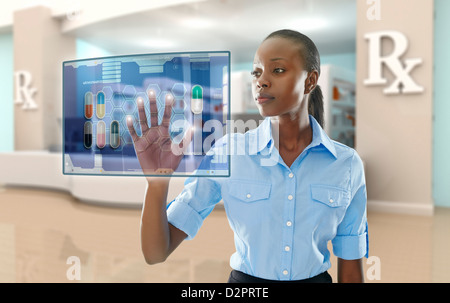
[68,0,356,64]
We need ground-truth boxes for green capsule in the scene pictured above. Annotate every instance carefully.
[110,120,120,148]
[191,85,203,114]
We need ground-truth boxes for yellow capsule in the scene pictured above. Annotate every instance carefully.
[96,91,105,119]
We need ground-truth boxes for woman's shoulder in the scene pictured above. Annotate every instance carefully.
[330,139,362,162]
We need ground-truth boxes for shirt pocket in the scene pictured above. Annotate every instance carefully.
[229,180,271,203]
[310,184,350,208]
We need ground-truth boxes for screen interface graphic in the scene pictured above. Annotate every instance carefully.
[63,51,230,177]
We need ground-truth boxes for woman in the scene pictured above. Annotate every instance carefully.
[127,29,368,283]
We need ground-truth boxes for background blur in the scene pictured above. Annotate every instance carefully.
[0,0,449,283]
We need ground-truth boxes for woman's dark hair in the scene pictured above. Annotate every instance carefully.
[264,29,324,128]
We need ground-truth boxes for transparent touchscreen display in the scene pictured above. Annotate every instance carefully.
[63,51,230,177]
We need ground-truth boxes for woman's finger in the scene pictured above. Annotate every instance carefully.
[136,96,149,133]
[161,92,174,134]
[148,89,158,127]
[126,115,138,142]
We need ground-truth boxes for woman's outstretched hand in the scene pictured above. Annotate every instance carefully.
[126,89,193,175]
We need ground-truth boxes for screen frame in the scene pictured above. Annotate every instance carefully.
[62,50,231,178]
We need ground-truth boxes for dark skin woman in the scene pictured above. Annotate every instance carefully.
[128,30,365,283]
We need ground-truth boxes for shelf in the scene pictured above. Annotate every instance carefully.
[331,100,355,111]
[319,64,356,148]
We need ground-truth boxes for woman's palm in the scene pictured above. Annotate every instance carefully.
[127,89,192,175]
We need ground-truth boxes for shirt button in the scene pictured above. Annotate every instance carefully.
[288,195,293,200]
[329,198,334,203]
[283,270,288,276]
[286,221,292,227]
[288,173,294,178]
[246,194,251,199]
[284,246,290,252]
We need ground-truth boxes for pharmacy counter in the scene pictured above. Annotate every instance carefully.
[0,151,187,208]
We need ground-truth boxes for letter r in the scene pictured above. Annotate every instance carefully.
[364,31,424,94]
[14,70,38,110]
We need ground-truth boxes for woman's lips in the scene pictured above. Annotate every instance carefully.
[255,93,275,104]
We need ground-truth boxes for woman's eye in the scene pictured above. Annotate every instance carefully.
[273,68,285,74]
[250,70,261,77]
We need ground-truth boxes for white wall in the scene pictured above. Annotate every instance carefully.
[0,0,205,31]
[356,0,434,215]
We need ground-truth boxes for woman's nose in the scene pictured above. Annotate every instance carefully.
[256,77,270,89]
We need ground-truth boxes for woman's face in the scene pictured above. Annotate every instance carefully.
[252,37,310,117]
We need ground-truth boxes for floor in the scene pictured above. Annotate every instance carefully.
[0,186,449,283]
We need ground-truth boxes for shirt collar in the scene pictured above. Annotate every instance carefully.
[308,115,337,159]
[249,116,273,155]
[249,115,337,159]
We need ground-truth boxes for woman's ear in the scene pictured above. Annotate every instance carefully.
[304,70,319,94]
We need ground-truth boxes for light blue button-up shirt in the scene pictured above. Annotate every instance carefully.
[166,115,368,281]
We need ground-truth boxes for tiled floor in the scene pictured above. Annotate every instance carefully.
[0,186,449,283]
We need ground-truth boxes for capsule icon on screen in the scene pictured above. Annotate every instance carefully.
[84,121,93,149]
[191,85,203,114]
[96,91,106,119]
[96,121,106,149]
[110,120,120,148]
[84,92,93,119]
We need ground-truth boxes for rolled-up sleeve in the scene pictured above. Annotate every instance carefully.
[166,176,222,240]
[332,150,369,260]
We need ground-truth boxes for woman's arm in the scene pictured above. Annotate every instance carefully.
[337,258,364,283]
[140,178,187,265]
[126,90,192,265]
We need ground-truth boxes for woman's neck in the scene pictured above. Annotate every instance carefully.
[271,109,312,152]
[270,112,312,168]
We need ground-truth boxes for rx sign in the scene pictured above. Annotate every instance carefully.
[364,31,424,95]
[14,70,38,110]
